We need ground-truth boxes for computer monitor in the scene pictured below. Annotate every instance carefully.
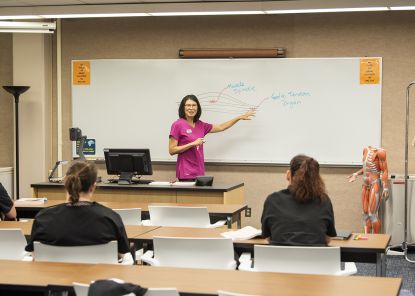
[104,148,153,185]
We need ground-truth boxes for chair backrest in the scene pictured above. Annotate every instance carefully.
[253,245,341,275]
[153,236,236,269]
[148,206,210,227]
[0,229,27,260]
[73,283,179,296]
[145,288,180,296]
[113,208,142,225]
[34,241,118,264]
[73,282,89,296]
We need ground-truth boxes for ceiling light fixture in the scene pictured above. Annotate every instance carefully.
[40,13,149,18]
[149,11,264,16]
[265,7,389,14]
[0,21,56,33]
[389,6,415,10]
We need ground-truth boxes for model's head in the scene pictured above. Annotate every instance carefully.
[179,94,202,122]
[64,161,97,204]
[287,154,326,203]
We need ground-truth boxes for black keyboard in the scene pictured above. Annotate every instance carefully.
[106,178,153,185]
[131,179,153,184]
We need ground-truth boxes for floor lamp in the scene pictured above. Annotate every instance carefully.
[3,86,30,200]
[404,81,415,263]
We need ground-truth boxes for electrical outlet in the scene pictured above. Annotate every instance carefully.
[245,207,252,217]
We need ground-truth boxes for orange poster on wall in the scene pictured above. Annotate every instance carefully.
[73,61,90,85]
[360,58,380,84]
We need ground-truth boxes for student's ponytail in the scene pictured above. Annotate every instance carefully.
[288,155,326,203]
[64,161,97,204]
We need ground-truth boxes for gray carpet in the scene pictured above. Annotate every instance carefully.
[353,252,415,295]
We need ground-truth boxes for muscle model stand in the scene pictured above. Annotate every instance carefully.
[348,146,389,234]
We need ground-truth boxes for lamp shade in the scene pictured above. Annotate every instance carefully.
[3,86,30,96]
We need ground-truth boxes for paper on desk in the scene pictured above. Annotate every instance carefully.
[149,181,172,186]
[221,226,262,241]
[14,198,47,204]
[171,181,196,186]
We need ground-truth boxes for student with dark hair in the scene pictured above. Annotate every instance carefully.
[25,161,130,260]
[0,183,16,220]
[261,154,337,246]
[169,94,255,181]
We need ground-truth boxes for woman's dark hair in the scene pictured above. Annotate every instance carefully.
[178,94,202,122]
[288,154,326,203]
[64,161,97,204]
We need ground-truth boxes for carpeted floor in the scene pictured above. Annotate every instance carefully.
[354,252,415,295]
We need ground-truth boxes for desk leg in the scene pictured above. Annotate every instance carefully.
[227,216,232,229]
[376,253,386,277]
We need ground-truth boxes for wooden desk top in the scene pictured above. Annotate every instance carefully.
[0,220,160,239]
[137,226,227,240]
[0,221,33,235]
[15,200,247,215]
[329,233,391,252]
[124,225,160,238]
[31,182,244,192]
[0,260,402,296]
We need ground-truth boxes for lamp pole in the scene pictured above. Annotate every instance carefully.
[2,86,30,200]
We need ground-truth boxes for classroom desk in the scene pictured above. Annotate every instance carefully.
[14,200,247,228]
[0,220,160,239]
[133,227,391,277]
[31,181,245,204]
[0,220,33,235]
[0,260,402,296]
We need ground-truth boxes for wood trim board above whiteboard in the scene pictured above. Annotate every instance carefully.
[71,58,381,165]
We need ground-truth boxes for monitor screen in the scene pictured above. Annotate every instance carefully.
[104,148,153,184]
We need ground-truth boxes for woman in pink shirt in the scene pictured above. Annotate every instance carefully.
[169,94,255,181]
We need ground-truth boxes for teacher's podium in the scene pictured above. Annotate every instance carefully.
[31,182,244,204]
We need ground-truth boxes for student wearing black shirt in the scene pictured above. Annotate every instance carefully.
[25,161,130,259]
[0,183,16,220]
[261,154,337,246]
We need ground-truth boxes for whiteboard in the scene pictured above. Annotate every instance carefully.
[72,58,381,165]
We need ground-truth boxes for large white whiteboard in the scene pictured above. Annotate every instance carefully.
[72,58,381,165]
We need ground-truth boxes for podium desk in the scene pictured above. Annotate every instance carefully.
[0,260,402,296]
[31,181,244,204]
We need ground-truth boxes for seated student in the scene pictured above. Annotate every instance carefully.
[25,161,130,260]
[0,182,16,220]
[261,154,337,246]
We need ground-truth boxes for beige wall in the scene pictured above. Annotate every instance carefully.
[1,11,411,231]
[12,34,53,198]
[0,34,13,167]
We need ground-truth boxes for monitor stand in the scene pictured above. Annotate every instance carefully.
[118,172,134,185]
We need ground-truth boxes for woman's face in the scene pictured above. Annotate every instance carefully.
[184,99,198,119]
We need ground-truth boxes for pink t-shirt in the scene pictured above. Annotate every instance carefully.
[169,118,213,180]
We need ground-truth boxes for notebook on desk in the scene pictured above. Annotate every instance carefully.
[332,230,352,240]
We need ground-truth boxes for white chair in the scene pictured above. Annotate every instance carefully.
[144,205,226,228]
[34,240,118,264]
[113,208,142,225]
[238,245,357,276]
[0,229,28,260]
[141,236,236,270]
[73,282,89,296]
[145,288,180,296]
[73,282,178,296]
